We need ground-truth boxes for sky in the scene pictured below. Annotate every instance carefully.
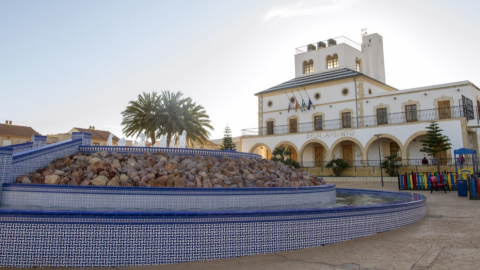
[1,0,480,141]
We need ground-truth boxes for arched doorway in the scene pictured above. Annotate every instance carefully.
[273,142,299,163]
[331,138,363,166]
[366,137,403,166]
[300,141,328,167]
[249,144,271,159]
[406,134,448,165]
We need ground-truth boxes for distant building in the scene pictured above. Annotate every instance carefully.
[0,120,40,146]
[47,126,120,146]
[241,33,480,167]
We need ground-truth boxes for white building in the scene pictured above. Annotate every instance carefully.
[240,33,480,168]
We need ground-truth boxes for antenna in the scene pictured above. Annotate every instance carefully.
[361,28,368,36]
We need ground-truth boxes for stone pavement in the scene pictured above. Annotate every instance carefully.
[3,182,479,270]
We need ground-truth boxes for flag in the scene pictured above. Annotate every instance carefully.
[288,103,291,113]
[302,99,306,109]
[295,100,300,112]
[307,98,313,110]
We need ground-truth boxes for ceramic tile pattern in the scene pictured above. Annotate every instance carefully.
[0,134,427,268]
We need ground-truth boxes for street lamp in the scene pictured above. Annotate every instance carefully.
[374,134,384,187]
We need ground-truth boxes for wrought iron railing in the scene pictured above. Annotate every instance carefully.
[243,106,469,136]
[301,158,477,168]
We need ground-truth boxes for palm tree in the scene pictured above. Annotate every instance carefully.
[121,90,213,147]
[121,92,161,144]
[180,97,213,147]
[156,91,213,147]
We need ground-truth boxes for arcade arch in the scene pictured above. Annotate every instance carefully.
[249,143,271,160]
[405,131,450,165]
[273,141,299,162]
[330,137,363,166]
[299,140,329,167]
[365,135,404,166]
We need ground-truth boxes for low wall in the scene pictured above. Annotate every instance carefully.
[12,139,82,181]
[0,188,426,267]
[322,176,397,183]
[306,165,459,177]
[79,146,261,159]
[1,183,336,211]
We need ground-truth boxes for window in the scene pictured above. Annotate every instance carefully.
[377,108,388,125]
[477,100,480,120]
[342,88,349,96]
[462,95,474,120]
[93,142,100,146]
[267,100,273,107]
[405,104,417,122]
[266,121,274,135]
[314,93,321,100]
[356,59,361,72]
[327,56,333,69]
[332,54,338,68]
[303,60,314,74]
[289,118,298,133]
[326,54,338,69]
[342,112,351,128]
[314,115,322,130]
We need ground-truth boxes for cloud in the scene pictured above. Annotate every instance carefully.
[264,0,357,21]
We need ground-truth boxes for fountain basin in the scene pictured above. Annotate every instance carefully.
[0,183,336,211]
[0,186,426,268]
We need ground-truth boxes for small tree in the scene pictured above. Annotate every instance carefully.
[381,154,402,176]
[271,145,300,168]
[325,158,350,176]
[220,126,236,151]
[420,121,452,176]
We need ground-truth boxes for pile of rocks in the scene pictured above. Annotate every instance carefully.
[17,152,326,188]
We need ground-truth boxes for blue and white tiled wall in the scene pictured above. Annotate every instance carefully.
[1,183,336,210]
[0,133,427,268]
[0,191,426,268]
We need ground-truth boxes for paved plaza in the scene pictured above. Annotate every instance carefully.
[2,182,479,270]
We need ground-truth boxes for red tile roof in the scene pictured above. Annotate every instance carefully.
[71,128,119,141]
[0,123,41,138]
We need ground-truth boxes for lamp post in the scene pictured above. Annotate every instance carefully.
[374,134,384,187]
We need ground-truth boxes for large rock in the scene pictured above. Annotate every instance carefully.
[149,176,168,187]
[45,175,61,185]
[174,177,186,187]
[91,175,109,186]
[165,162,177,173]
[107,176,120,186]
[18,151,327,188]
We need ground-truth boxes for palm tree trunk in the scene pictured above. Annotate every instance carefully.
[166,132,172,148]
[150,135,156,146]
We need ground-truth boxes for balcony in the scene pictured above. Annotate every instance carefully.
[242,106,471,137]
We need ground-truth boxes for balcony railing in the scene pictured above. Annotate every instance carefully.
[301,157,476,168]
[242,106,469,137]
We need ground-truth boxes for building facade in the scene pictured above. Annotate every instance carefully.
[47,127,120,146]
[240,33,480,168]
[0,121,41,147]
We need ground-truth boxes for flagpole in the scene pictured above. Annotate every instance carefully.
[290,90,299,102]
[304,88,315,110]
[284,92,292,113]
[303,88,312,100]
[297,90,306,111]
